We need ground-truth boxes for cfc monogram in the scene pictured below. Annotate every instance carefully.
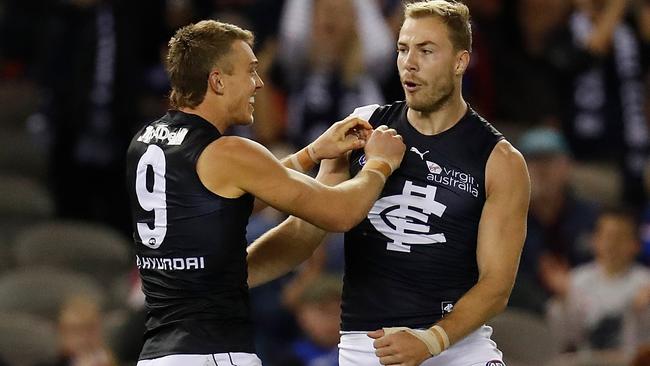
[369,181,446,253]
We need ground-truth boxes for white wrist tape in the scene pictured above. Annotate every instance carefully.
[383,325,448,357]
[362,159,393,183]
[363,168,387,183]
[431,325,450,350]
[368,156,397,173]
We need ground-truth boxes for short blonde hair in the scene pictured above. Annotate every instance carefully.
[166,20,254,109]
[404,1,472,52]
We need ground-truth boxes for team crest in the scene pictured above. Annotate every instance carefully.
[358,154,367,166]
[368,180,446,253]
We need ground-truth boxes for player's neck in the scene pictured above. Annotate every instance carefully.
[406,94,467,136]
[179,102,229,134]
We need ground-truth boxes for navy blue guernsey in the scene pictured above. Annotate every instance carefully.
[343,102,503,331]
[125,110,254,359]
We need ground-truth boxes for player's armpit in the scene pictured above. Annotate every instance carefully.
[433,140,530,346]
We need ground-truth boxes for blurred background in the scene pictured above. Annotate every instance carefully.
[0,0,649,365]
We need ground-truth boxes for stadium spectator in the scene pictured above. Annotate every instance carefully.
[512,127,599,314]
[546,207,650,352]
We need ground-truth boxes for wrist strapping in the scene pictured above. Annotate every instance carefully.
[290,147,317,172]
[362,159,393,183]
[431,325,450,350]
[306,144,320,164]
[383,325,449,357]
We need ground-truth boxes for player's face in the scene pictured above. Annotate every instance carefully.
[222,40,264,125]
[397,16,462,113]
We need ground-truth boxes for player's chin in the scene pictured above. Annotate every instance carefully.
[234,115,255,126]
[404,97,423,110]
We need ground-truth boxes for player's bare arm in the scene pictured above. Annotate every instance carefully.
[279,116,371,172]
[252,116,370,213]
[198,127,404,232]
[247,156,351,288]
[370,140,530,365]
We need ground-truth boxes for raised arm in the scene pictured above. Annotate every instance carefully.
[370,140,530,365]
[247,156,351,288]
[198,126,403,233]
[251,116,370,213]
[278,116,371,173]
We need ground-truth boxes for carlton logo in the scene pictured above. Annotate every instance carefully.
[368,181,447,253]
[358,154,367,166]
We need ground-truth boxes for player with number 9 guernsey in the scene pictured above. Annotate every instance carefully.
[126,20,406,366]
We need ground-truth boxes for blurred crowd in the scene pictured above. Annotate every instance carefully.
[0,0,649,365]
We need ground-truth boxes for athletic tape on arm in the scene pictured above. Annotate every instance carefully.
[383,326,448,357]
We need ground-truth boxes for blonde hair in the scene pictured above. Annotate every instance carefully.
[404,1,472,52]
[166,20,254,109]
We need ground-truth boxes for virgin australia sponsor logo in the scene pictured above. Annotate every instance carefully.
[426,161,479,198]
[426,161,442,174]
[138,124,189,145]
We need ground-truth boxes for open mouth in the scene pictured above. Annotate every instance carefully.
[403,81,420,92]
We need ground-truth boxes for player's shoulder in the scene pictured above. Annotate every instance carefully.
[202,136,273,163]
[466,108,503,140]
[491,140,525,165]
[486,140,530,191]
[349,101,407,127]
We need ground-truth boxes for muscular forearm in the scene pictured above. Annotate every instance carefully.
[321,167,388,231]
[433,277,511,346]
[247,216,327,288]
[253,147,319,213]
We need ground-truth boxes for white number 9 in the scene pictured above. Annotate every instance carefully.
[135,145,167,248]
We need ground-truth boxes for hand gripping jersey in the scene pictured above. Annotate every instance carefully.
[126,111,254,359]
[343,102,503,331]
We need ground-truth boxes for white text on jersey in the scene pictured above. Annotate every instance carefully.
[138,125,189,145]
[136,255,205,270]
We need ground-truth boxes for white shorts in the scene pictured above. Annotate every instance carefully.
[339,325,504,366]
[136,353,262,366]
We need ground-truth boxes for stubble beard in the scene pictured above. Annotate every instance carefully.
[406,80,455,114]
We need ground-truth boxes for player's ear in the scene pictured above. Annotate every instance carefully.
[454,50,470,76]
[208,70,225,95]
